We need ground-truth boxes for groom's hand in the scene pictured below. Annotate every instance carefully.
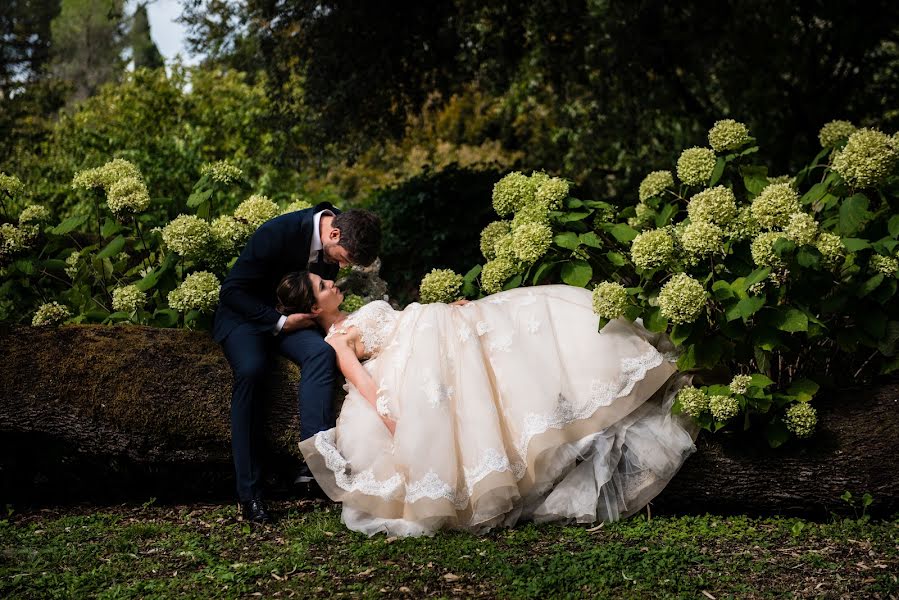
[282,311,319,332]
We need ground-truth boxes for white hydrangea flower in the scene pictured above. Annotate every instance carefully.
[480,257,520,294]
[111,284,146,314]
[785,402,817,438]
[680,220,724,257]
[658,273,706,324]
[871,254,899,276]
[161,214,213,261]
[638,170,674,202]
[750,232,788,268]
[512,222,553,264]
[750,183,800,229]
[480,221,512,260]
[282,199,314,214]
[729,375,753,395]
[419,268,464,304]
[106,176,151,218]
[818,120,856,148]
[167,271,221,313]
[18,204,51,226]
[708,119,750,152]
[0,172,25,197]
[211,215,252,255]
[676,147,717,186]
[677,386,709,417]
[709,395,739,421]
[492,172,535,216]
[32,302,71,326]
[234,194,280,228]
[200,161,243,185]
[783,213,818,246]
[687,186,737,225]
[533,176,569,210]
[832,128,898,188]
[592,282,629,319]
[630,229,675,271]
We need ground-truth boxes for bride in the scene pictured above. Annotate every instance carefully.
[277,271,698,537]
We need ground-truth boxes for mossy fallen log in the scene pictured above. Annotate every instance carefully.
[1,324,898,516]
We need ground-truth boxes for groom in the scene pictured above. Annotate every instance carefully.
[213,202,381,523]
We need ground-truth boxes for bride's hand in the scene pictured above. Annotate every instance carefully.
[449,299,470,307]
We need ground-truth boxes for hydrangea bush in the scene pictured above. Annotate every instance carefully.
[431,119,899,445]
[0,158,323,329]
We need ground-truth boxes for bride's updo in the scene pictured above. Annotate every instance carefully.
[276,271,316,315]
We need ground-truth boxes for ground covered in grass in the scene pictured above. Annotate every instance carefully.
[1,499,897,599]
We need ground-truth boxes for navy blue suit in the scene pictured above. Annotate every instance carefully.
[214,202,340,501]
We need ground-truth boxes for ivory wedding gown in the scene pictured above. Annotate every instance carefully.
[299,285,697,537]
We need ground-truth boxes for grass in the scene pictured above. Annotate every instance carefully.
[1,499,897,599]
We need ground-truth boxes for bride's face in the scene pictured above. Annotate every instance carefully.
[309,273,343,315]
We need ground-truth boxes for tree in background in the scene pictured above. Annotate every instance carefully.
[49,0,126,102]
[130,2,163,70]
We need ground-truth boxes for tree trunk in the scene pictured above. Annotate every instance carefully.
[2,324,897,516]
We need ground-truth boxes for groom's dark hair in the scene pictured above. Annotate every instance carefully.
[333,209,381,267]
[276,271,316,315]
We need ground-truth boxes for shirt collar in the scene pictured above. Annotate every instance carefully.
[310,209,334,260]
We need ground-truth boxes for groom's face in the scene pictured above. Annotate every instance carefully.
[322,227,351,267]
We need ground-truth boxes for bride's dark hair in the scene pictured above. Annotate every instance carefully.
[276,271,316,315]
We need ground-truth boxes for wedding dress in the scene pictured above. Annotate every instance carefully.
[299,285,697,537]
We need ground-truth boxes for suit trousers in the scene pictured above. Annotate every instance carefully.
[221,322,337,501]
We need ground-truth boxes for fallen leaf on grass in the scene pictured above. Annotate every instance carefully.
[443,573,460,582]
[586,523,604,533]
[356,568,373,577]
[701,591,716,600]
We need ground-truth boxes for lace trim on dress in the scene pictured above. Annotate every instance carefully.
[325,300,398,357]
[313,429,404,499]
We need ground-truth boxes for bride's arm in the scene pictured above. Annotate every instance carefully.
[326,331,397,435]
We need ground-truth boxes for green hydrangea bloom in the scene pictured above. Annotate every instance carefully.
[871,254,899,276]
[729,374,753,395]
[211,215,252,254]
[72,158,142,190]
[592,282,629,319]
[0,172,25,197]
[492,172,534,216]
[687,186,737,225]
[750,183,800,229]
[65,250,82,279]
[18,204,51,225]
[32,301,71,326]
[785,402,817,438]
[168,271,220,313]
[162,214,213,261]
[676,147,717,186]
[638,170,674,202]
[708,119,750,152]
[818,120,856,148]
[815,232,845,267]
[750,232,788,268]
[632,203,657,228]
[419,268,464,304]
[630,229,675,271]
[677,386,709,417]
[493,233,516,261]
[832,128,898,188]
[512,222,553,264]
[480,221,511,260]
[709,395,739,421]
[339,293,366,313]
[680,220,724,257]
[0,222,36,257]
[111,284,146,314]
[534,176,569,210]
[724,205,761,241]
[200,161,243,185]
[234,194,280,228]
[282,199,314,214]
[658,273,706,324]
[511,201,551,228]
[783,212,818,246]
[766,175,794,186]
[107,176,151,218]
[480,257,519,294]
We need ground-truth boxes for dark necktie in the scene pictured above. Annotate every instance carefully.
[316,249,324,264]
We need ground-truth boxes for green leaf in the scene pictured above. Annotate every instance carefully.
[502,274,522,290]
[801,182,830,206]
[889,214,899,239]
[151,309,179,328]
[786,378,819,402]
[654,202,677,228]
[838,193,871,236]
[841,237,871,252]
[772,308,808,332]
[670,323,693,346]
[754,347,771,373]
[772,237,796,258]
[709,157,726,186]
[560,260,592,288]
[605,251,626,267]
[742,267,771,290]
[186,188,213,208]
[711,280,735,300]
[676,345,697,370]
[741,165,769,197]
[531,261,556,285]
[13,259,35,275]
[101,218,123,238]
[857,273,884,298]
[579,232,603,248]
[42,259,67,272]
[96,235,126,259]
[754,327,784,351]
[609,223,638,244]
[135,252,177,292]
[553,232,580,251]
[766,420,790,448]
[462,264,482,297]
[565,198,584,209]
[49,214,89,235]
[750,374,775,388]
[643,306,668,333]
[556,210,591,223]
[725,296,765,322]
[796,246,822,269]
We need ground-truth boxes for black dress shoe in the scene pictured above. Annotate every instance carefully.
[239,499,272,524]
[294,462,315,484]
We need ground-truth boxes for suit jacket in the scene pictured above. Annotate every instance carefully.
[212,202,341,343]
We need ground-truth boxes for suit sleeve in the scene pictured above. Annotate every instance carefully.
[218,224,285,329]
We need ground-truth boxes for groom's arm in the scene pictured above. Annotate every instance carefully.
[218,225,285,329]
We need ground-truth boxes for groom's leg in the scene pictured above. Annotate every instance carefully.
[277,329,337,440]
[221,323,271,501]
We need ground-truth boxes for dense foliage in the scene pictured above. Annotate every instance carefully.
[421,120,899,444]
